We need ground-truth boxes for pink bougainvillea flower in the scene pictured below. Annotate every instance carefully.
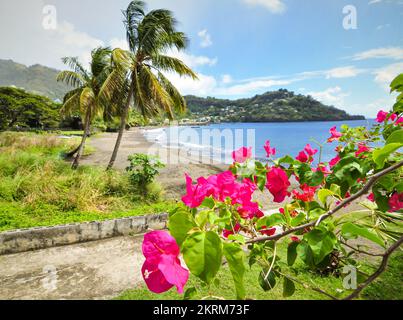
[313,163,332,175]
[292,184,317,202]
[259,226,276,236]
[395,117,403,126]
[290,236,301,243]
[304,144,318,157]
[182,174,210,208]
[296,151,309,163]
[390,113,397,121]
[279,208,285,215]
[264,140,276,157]
[327,126,342,143]
[208,171,237,202]
[355,143,370,157]
[329,155,341,168]
[237,201,264,219]
[367,193,375,202]
[223,223,241,238]
[142,231,189,294]
[376,110,388,123]
[389,192,403,212]
[266,167,291,203]
[232,147,252,163]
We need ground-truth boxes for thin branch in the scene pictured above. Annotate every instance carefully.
[278,271,338,300]
[246,160,403,244]
[343,235,403,300]
[340,240,384,257]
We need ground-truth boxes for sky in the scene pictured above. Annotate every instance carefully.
[0,0,403,118]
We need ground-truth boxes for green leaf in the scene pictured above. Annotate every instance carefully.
[386,129,403,145]
[283,277,296,298]
[258,268,277,291]
[182,231,223,284]
[390,73,403,93]
[373,143,403,168]
[341,223,385,247]
[287,241,299,266]
[318,189,335,206]
[304,229,337,265]
[330,184,341,197]
[183,287,197,300]
[257,213,285,229]
[168,207,197,246]
[228,234,246,244]
[291,212,306,227]
[201,197,215,209]
[223,242,246,300]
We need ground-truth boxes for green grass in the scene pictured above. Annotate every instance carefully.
[0,132,173,232]
[116,242,403,301]
[0,200,175,232]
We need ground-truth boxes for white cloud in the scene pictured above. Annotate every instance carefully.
[373,62,403,90]
[323,66,365,79]
[376,24,391,30]
[109,38,129,51]
[369,0,382,4]
[241,0,286,13]
[217,79,292,96]
[307,87,349,108]
[167,49,217,68]
[351,47,403,60]
[221,74,233,84]
[197,29,212,48]
[165,71,218,96]
[47,21,105,69]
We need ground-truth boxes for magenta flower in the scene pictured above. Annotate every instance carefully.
[266,167,291,203]
[389,192,403,212]
[304,144,318,157]
[182,174,211,208]
[292,184,317,202]
[142,231,189,294]
[376,110,388,123]
[327,126,342,143]
[264,140,276,157]
[232,147,252,163]
[367,193,375,202]
[329,155,341,168]
[296,151,309,163]
[355,143,370,157]
[223,223,241,238]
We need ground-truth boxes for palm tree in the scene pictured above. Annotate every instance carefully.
[57,47,113,169]
[102,0,197,170]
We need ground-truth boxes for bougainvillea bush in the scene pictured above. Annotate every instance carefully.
[141,74,403,300]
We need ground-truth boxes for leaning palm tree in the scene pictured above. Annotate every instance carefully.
[102,0,197,170]
[57,47,113,169]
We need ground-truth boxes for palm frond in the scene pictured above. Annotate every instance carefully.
[79,87,96,117]
[57,71,85,88]
[61,57,90,81]
[123,0,146,52]
[158,71,187,114]
[150,55,198,79]
[60,89,82,115]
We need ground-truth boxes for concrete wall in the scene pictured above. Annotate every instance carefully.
[0,213,167,255]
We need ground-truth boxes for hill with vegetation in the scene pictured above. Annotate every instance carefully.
[184,89,365,122]
[0,59,70,101]
[0,59,365,122]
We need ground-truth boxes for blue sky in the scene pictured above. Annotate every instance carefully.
[0,0,403,117]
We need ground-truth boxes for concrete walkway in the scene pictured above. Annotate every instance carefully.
[0,235,145,300]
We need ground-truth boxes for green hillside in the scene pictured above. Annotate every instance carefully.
[185,89,365,122]
[0,59,70,100]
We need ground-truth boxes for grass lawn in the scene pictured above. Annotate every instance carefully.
[0,132,173,232]
[116,241,403,301]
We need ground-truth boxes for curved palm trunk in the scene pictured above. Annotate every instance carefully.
[107,81,135,170]
[71,112,91,169]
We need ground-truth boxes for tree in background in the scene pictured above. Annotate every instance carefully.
[101,0,197,170]
[0,87,60,131]
[57,47,114,169]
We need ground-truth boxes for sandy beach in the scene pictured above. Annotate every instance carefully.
[81,127,279,208]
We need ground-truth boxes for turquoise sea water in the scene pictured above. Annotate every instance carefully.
[144,120,374,164]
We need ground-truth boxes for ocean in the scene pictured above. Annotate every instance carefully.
[143,120,374,165]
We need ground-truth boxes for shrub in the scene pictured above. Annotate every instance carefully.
[126,154,165,199]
